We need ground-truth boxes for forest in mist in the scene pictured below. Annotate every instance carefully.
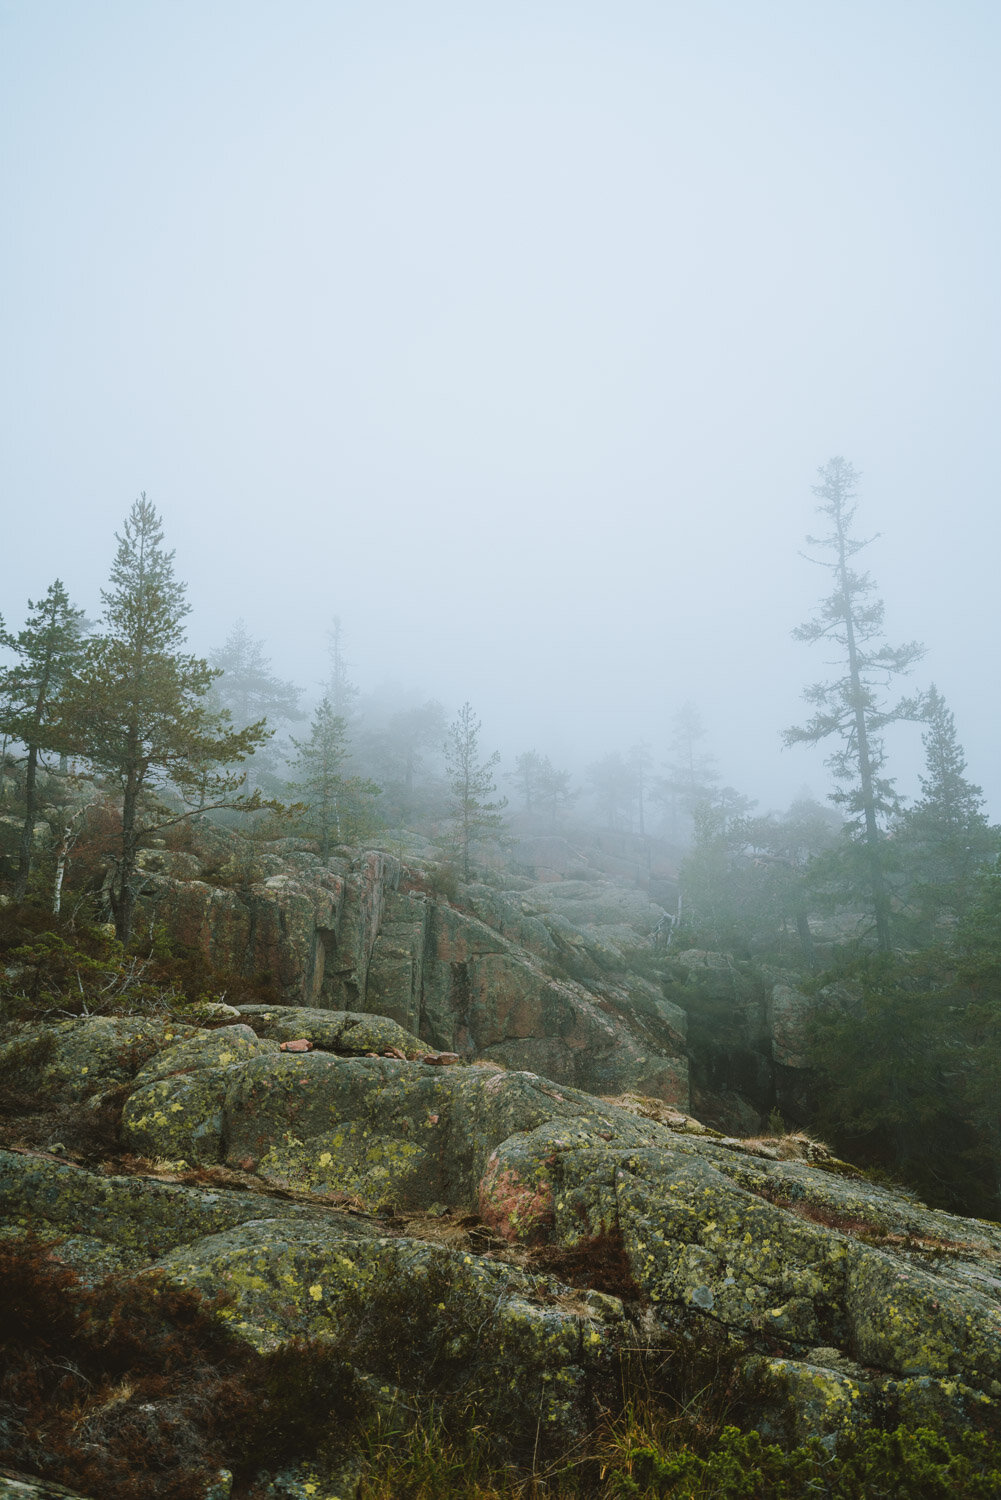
[4,8,1001,1497]
[2,0,1000,1231]
[2,483,1000,1220]
[3,3,1001,822]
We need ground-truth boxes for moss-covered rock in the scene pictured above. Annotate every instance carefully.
[0,1148,372,1270]
[0,1015,201,1103]
[5,1009,1001,1453]
[237,1005,424,1058]
[152,1220,618,1446]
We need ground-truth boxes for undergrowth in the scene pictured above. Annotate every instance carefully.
[0,1234,367,1500]
[354,1406,1001,1498]
[0,903,279,1020]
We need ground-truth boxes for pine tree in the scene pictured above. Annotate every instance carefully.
[653,703,719,845]
[585,751,638,831]
[65,495,270,943]
[0,580,87,900]
[289,698,379,856]
[507,749,575,828]
[210,621,301,729]
[678,785,757,950]
[508,750,548,814]
[445,703,506,880]
[209,620,301,790]
[784,458,925,951]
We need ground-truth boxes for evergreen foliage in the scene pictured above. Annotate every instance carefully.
[353,698,448,823]
[288,696,380,855]
[586,750,639,831]
[784,458,925,950]
[677,786,757,951]
[445,702,506,880]
[209,620,301,791]
[62,496,271,943]
[804,951,1000,1218]
[894,685,998,923]
[653,702,720,845]
[0,579,87,899]
[326,614,360,723]
[509,748,576,826]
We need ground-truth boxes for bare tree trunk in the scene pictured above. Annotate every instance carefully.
[52,829,70,915]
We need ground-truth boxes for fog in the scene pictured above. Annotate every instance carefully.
[3,1,999,816]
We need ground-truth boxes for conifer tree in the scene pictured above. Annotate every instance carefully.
[209,620,301,790]
[784,458,925,951]
[896,685,996,920]
[0,580,87,899]
[508,750,548,814]
[289,698,379,855]
[210,620,301,730]
[65,496,270,943]
[445,702,506,880]
[585,751,638,831]
[326,616,359,723]
[507,749,575,828]
[653,703,719,845]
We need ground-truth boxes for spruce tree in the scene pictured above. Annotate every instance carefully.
[326,616,359,723]
[784,458,925,951]
[507,750,575,828]
[585,751,638,832]
[0,580,87,899]
[896,685,996,920]
[210,621,301,730]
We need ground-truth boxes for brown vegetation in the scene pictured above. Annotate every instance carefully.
[0,1235,366,1500]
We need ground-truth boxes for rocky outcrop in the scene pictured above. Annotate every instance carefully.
[132,833,690,1108]
[4,1010,1000,1464]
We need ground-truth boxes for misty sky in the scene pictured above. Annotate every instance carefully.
[2,1,999,816]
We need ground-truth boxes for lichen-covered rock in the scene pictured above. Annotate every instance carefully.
[139,864,344,1005]
[237,1005,425,1058]
[420,902,688,1105]
[768,983,813,1070]
[0,1148,368,1271]
[131,1024,278,1086]
[362,890,428,1033]
[152,1219,617,1444]
[0,1015,201,1104]
[126,836,693,1105]
[319,851,401,1008]
[6,1008,1001,1451]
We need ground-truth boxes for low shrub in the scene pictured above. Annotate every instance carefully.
[0,1235,367,1500]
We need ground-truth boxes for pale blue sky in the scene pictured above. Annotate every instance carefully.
[2,1,999,811]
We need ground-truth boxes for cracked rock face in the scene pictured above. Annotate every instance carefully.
[3,1009,1000,1452]
[133,840,691,1108]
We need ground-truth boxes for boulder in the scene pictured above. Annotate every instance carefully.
[5,1015,1001,1455]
